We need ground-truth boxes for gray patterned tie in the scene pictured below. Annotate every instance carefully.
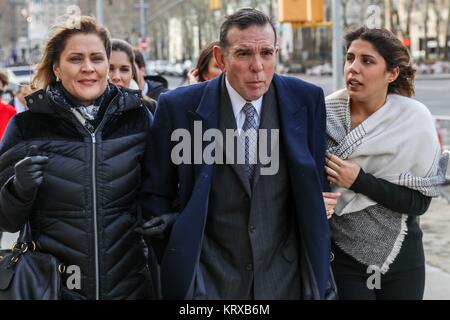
[242,102,258,183]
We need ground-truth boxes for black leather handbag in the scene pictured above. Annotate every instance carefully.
[0,223,64,300]
[325,266,339,300]
[325,252,339,300]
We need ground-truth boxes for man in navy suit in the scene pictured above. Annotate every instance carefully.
[141,8,330,300]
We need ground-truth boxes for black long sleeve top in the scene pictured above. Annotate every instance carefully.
[349,168,432,215]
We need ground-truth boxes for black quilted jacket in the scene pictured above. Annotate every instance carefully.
[0,85,154,299]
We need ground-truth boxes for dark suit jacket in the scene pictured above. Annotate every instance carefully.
[141,73,330,299]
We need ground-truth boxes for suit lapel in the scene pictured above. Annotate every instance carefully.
[272,74,308,165]
[188,77,222,181]
[251,83,278,188]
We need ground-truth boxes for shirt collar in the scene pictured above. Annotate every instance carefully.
[225,75,263,119]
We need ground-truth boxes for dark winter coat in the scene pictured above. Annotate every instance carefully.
[0,84,154,299]
[144,75,169,102]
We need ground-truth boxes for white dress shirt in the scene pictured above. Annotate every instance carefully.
[225,76,263,131]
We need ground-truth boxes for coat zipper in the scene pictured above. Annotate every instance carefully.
[90,132,100,300]
[75,92,120,300]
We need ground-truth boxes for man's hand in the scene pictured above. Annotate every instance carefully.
[325,153,360,189]
[323,192,341,219]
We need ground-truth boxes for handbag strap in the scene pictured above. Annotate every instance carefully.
[17,222,33,244]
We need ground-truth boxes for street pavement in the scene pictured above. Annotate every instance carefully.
[425,265,450,300]
[422,196,450,300]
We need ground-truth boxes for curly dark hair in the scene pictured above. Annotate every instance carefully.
[345,26,416,97]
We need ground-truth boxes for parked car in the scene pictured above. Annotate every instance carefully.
[306,63,332,76]
[153,60,170,75]
[416,61,450,75]
[6,65,35,86]
[430,61,450,74]
[4,65,35,94]
[415,63,433,75]
[282,63,305,74]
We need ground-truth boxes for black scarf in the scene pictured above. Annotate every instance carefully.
[47,82,117,132]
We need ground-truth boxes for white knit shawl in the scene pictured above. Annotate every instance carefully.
[326,89,449,273]
[327,89,447,215]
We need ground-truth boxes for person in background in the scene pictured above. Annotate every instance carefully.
[109,38,160,297]
[0,16,156,300]
[110,39,157,114]
[110,39,139,88]
[133,49,168,102]
[325,26,448,300]
[0,69,16,244]
[8,82,33,114]
[0,69,16,140]
[187,41,222,84]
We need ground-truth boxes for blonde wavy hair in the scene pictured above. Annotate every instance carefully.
[32,16,111,90]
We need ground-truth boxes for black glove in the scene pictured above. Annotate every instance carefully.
[135,212,179,239]
[13,145,48,194]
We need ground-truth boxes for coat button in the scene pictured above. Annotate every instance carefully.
[28,98,34,104]
[246,264,253,271]
[249,225,256,233]
[38,94,44,100]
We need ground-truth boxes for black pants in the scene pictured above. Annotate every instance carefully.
[331,244,425,300]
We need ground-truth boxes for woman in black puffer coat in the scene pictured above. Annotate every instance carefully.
[0,16,155,300]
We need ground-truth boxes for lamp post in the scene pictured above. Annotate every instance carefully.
[332,0,343,91]
[135,0,149,60]
[20,7,32,66]
[96,0,104,25]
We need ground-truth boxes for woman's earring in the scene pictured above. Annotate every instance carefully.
[56,76,60,82]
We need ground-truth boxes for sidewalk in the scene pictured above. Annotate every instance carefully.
[421,196,450,299]
[424,264,450,299]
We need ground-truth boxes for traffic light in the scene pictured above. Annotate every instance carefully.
[402,38,411,47]
[278,0,324,23]
[209,0,222,10]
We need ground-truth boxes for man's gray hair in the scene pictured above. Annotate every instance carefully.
[219,8,277,53]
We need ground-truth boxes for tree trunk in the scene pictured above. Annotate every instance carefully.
[405,0,415,39]
[292,27,302,63]
[444,0,450,60]
[424,0,430,61]
[389,0,398,34]
[341,0,349,29]
[433,0,442,59]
